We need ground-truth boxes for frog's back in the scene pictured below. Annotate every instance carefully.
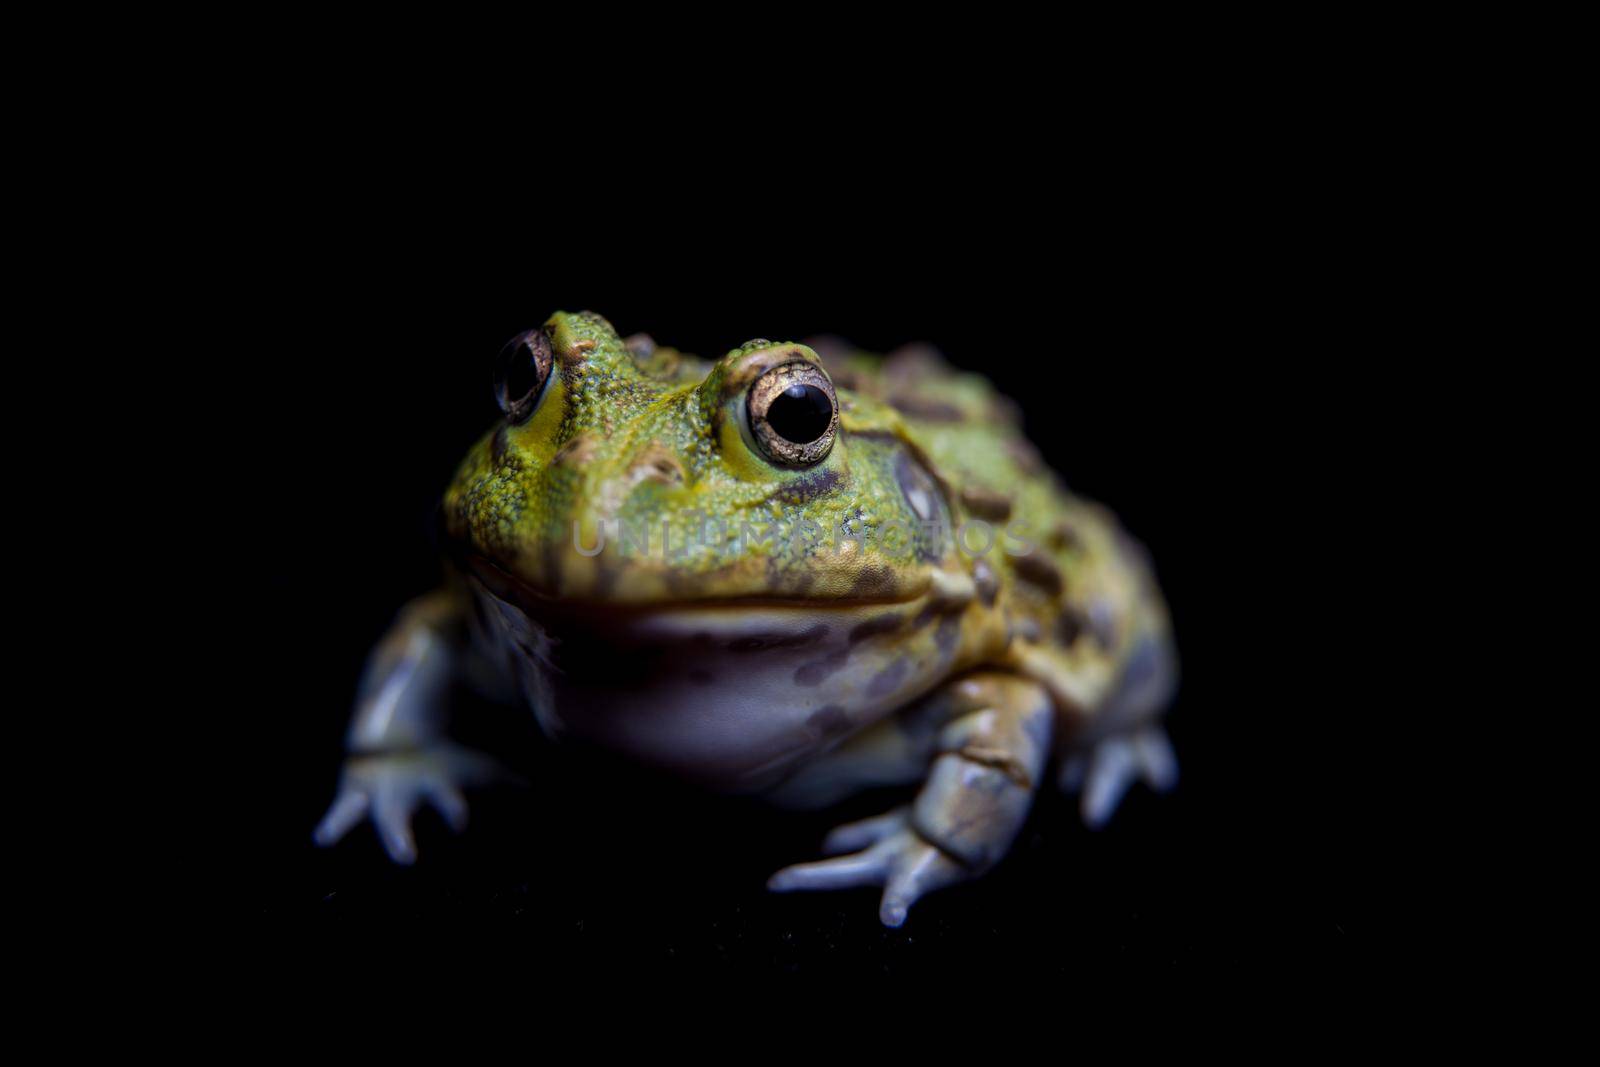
[814,339,1174,733]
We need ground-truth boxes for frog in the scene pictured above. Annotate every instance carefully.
[314,310,1178,927]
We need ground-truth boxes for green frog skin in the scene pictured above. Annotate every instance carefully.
[314,312,1178,927]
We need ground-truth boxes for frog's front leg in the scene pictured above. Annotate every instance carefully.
[767,672,1053,927]
[312,589,502,863]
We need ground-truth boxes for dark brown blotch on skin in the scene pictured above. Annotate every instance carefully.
[1012,616,1042,643]
[887,393,964,422]
[1050,521,1085,552]
[847,565,899,599]
[1012,553,1065,597]
[807,705,852,737]
[553,336,595,390]
[1006,439,1044,475]
[960,484,1014,521]
[784,466,842,505]
[849,612,905,643]
[1056,607,1086,647]
[866,657,911,698]
[913,592,966,631]
[794,647,851,687]
[729,624,829,653]
[787,568,817,596]
[661,566,702,598]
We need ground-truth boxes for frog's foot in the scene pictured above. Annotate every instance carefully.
[1059,725,1178,829]
[767,807,968,927]
[769,672,1055,927]
[312,742,507,864]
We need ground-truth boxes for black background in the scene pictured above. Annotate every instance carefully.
[230,175,1361,979]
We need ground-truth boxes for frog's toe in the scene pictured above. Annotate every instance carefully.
[877,841,965,927]
[371,787,421,864]
[820,805,910,854]
[767,850,888,893]
[313,743,498,863]
[1080,738,1138,828]
[421,780,469,832]
[369,778,469,860]
[312,790,370,847]
[768,818,966,928]
[1133,725,1178,793]
[314,777,433,864]
[1075,725,1178,829]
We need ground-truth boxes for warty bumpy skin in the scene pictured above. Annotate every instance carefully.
[314,311,1178,927]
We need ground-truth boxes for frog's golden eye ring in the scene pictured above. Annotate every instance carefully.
[748,361,838,467]
[493,328,554,424]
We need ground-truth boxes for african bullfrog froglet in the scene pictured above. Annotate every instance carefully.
[315,311,1178,926]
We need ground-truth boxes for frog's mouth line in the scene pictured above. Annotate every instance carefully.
[458,551,933,620]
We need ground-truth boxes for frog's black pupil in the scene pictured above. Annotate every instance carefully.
[503,341,539,402]
[766,383,832,443]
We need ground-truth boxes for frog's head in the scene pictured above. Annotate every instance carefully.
[444,311,956,612]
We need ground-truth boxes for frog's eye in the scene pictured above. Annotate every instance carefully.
[493,328,554,424]
[748,362,839,467]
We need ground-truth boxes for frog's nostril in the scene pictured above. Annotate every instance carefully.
[626,444,686,487]
[551,434,601,469]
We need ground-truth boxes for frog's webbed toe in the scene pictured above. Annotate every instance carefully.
[1062,725,1178,829]
[312,743,504,864]
[767,807,967,927]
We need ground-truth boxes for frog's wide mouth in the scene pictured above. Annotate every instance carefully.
[457,550,934,619]
[461,549,981,720]
[461,550,959,684]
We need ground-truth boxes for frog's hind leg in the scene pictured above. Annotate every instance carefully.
[1058,633,1179,828]
[767,672,1053,927]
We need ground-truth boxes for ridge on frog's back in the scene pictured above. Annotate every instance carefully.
[317,311,1178,927]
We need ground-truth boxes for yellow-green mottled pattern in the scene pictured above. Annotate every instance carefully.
[443,311,1168,716]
